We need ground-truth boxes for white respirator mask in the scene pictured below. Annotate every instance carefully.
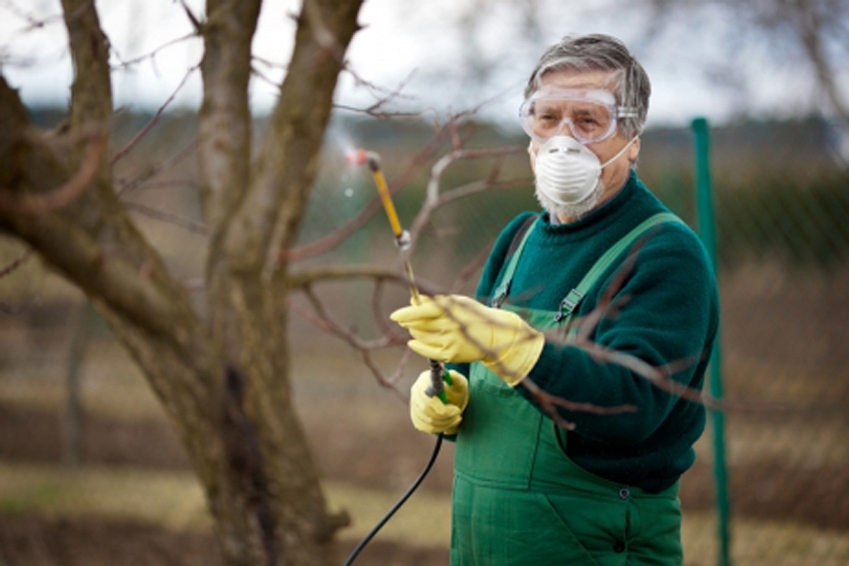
[532,135,638,209]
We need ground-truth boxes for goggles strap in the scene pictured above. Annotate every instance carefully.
[617,107,639,119]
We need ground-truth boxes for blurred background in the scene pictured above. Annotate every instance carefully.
[1,1,848,565]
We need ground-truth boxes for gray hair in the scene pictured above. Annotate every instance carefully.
[524,34,651,139]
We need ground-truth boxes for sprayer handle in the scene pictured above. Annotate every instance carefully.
[424,359,452,404]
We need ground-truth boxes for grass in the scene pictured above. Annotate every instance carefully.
[0,461,450,547]
[3,461,848,565]
[0,463,209,532]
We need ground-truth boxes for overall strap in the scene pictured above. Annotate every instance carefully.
[554,211,683,322]
[490,211,683,318]
[491,214,538,307]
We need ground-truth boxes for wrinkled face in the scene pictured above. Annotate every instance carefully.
[527,69,640,206]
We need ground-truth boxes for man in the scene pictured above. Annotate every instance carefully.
[391,34,719,565]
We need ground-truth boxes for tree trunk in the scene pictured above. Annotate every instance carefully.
[194,0,364,563]
[0,0,365,564]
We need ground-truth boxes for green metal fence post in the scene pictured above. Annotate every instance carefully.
[691,117,732,566]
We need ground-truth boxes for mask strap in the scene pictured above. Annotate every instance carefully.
[600,136,639,169]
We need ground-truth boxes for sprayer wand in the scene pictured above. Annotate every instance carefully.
[342,148,451,566]
[347,149,450,402]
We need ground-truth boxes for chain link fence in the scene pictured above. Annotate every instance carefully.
[644,117,849,566]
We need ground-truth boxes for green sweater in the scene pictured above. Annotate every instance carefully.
[460,172,718,492]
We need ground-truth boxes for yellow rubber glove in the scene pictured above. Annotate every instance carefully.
[391,295,545,386]
[410,369,469,435]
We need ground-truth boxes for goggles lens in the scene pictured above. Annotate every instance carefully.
[519,88,635,145]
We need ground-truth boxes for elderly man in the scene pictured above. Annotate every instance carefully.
[392,34,719,565]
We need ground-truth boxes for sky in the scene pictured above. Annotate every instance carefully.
[0,0,829,131]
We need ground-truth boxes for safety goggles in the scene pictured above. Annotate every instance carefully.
[519,86,639,145]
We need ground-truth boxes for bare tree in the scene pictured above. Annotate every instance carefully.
[745,0,849,126]
[0,1,733,564]
[632,0,849,128]
[0,0,363,564]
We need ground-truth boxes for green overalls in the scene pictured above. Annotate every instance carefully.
[450,214,684,566]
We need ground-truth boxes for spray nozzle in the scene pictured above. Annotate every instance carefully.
[346,148,381,172]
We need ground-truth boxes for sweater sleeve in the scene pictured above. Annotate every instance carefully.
[521,223,719,444]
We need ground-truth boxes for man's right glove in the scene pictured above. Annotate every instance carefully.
[410,369,469,435]
[391,294,545,386]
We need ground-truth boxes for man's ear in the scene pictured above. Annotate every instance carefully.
[628,137,641,162]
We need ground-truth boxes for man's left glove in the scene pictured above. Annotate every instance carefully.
[410,369,469,435]
[391,294,545,386]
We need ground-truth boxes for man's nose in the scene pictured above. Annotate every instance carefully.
[555,119,577,139]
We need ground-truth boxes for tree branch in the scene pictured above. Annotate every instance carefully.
[792,2,849,127]
[5,211,177,337]
[197,0,261,247]
[225,0,364,277]
[287,264,413,290]
[0,57,206,378]
[0,131,105,215]
[61,0,112,171]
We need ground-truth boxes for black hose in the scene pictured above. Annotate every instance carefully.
[342,434,444,566]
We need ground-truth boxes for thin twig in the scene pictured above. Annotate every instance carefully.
[112,33,198,69]
[335,65,421,118]
[179,0,203,33]
[520,377,637,431]
[122,201,207,234]
[116,137,199,196]
[295,286,405,395]
[0,248,33,278]
[406,145,527,252]
[299,286,395,352]
[111,65,199,164]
